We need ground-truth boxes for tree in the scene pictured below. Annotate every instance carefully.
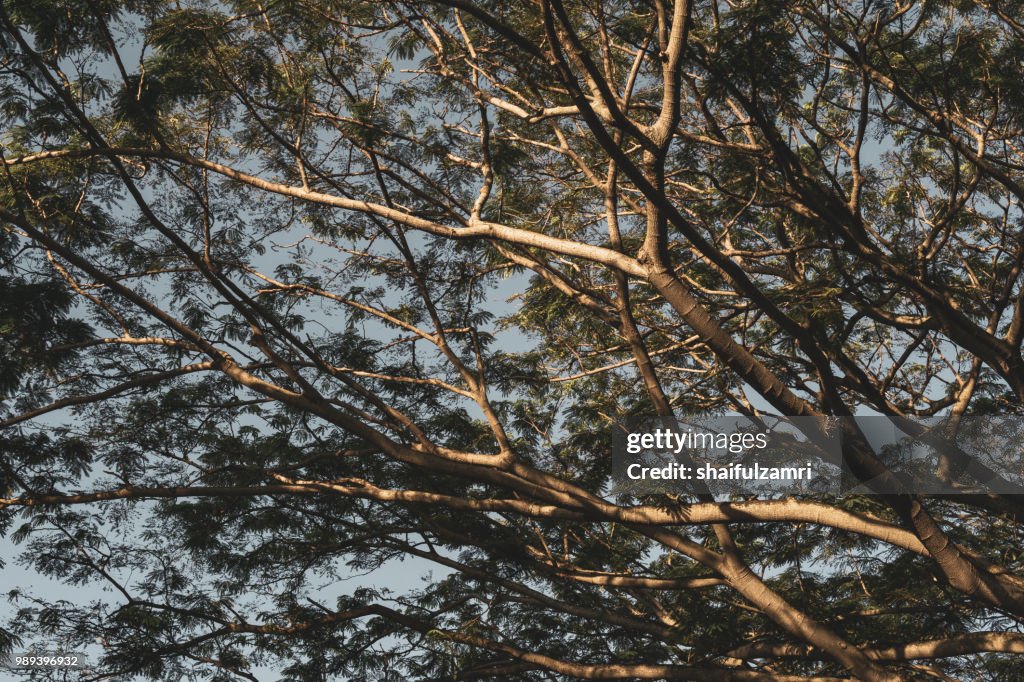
[2,0,1024,679]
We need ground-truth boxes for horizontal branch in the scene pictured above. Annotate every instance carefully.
[4,146,647,277]
[729,631,1024,662]
[0,361,214,429]
[0,481,925,555]
[554,569,724,590]
[217,599,849,681]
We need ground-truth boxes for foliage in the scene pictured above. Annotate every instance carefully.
[2,0,1024,680]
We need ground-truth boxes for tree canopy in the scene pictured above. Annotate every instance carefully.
[2,0,1024,679]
